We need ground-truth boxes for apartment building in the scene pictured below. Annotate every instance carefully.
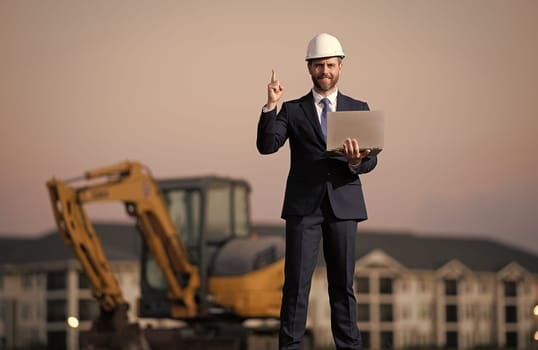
[1,223,537,349]
[0,224,141,350]
[302,230,538,350]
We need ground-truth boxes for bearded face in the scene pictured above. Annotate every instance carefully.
[307,57,342,95]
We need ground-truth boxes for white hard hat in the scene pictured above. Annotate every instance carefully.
[305,33,345,61]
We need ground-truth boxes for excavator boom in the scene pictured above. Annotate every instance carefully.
[46,161,204,349]
[47,178,126,311]
[46,161,200,319]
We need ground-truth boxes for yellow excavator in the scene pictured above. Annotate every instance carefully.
[46,161,299,350]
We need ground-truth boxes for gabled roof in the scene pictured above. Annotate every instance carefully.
[357,231,538,273]
[0,223,141,265]
[1,223,537,274]
[252,224,538,273]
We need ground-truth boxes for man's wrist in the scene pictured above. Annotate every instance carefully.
[349,159,361,167]
[262,104,276,113]
[348,159,361,174]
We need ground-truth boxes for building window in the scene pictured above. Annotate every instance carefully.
[21,273,33,289]
[37,273,45,288]
[79,299,100,321]
[46,300,66,322]
[480,280,489,293]
[47,331,66,350]
[445,331,458,349]
[379,277,393,294]
[26,328,41,346]
[444,279,458,296]
[481,305,489,320]
[380,331,393,349]
[465,282,472,293]
[465,304,472,319]
[360,331,370,349]
[380,304,393,322]
[47,271,66,291]
[446,304,458,322]
[21,302,32,321]
[504,281,517,297]
[79,272,92,289]
[356,276,369,294]
[505,305,517,323]
[401,280,408,292]
[357,303,370,322]
[37,303,45,320]
[505,331,518,348]
[401,305,410,320]
[419,279,428,292]
[419,304,429,319]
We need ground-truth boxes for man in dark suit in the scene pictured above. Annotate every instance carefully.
[256,33,378,350]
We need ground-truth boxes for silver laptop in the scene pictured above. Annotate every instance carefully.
[326,110,384,156]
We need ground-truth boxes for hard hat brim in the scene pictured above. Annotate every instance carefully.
[305,54,345,61]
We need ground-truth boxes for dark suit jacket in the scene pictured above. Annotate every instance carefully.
[257,91,377,221]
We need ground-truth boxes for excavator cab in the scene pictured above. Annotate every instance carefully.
[139,176,251,318]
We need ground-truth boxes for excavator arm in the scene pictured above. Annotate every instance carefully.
[46,161,200,318]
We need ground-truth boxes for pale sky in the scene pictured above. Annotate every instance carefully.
[1,1,537,254]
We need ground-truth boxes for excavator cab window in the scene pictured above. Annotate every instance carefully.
[167,189,202,254]
[205,183,232,242]
[139,177,251,318]
[205,180,249,242]
[232,184,249,238]
[163,179,249,252]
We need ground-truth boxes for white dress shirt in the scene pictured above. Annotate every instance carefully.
[312,89,338,124]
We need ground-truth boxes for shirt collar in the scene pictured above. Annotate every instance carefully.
[312,89,338,107]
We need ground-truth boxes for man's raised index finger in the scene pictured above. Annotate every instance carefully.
[271,69,277,83]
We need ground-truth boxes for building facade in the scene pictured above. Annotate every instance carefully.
[0,260,139,350]
[1,224,537,349]
[308,250,537,349]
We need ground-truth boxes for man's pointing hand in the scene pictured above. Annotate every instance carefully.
[267,69,283,111]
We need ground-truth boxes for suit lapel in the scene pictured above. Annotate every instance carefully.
[299,92,325,143]
[298,91,353,144]
[336,92,351,111]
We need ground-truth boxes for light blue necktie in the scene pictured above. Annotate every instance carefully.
[320,98,330,142]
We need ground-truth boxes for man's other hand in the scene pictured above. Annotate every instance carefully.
[342,138,370,166]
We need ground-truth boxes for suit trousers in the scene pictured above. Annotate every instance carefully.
[279,192,361,350]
